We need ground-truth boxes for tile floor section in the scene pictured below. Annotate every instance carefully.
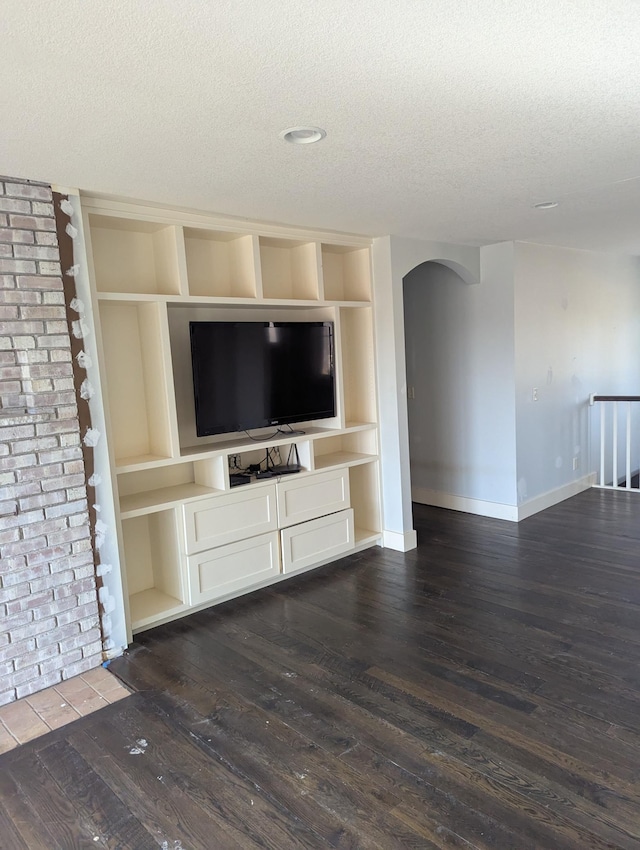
[0,666,130,754]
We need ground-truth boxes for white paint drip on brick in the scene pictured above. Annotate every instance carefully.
[76,350,93,370]
[83,427,101,447]
[59,198,74,217]
[94,518,108,549]
[98,584,116,614]
[88,472,102,486]
[65,222,78,239]
[96,562,112,576]
[65,263,80,277]
[69,296,85,314]
[80,378,94,400]
[72,318,91,339]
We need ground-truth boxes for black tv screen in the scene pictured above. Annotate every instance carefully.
[190,321,335,436]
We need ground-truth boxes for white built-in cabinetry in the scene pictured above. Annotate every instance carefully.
[81,197,381,639]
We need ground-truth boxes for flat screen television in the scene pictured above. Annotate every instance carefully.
[189,321,335,436]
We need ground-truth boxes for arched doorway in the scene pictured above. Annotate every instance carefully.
[403,261,480,508]
[401,255,518,520]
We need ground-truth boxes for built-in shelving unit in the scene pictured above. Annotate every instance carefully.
[82,197,381,638]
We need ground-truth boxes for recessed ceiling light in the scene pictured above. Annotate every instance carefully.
[279,126,327,145]
[533,201,559,210]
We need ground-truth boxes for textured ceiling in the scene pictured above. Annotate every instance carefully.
[3,1,640,253]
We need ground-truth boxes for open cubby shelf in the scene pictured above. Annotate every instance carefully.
[321,244,371,302]
[121,509,186,630]
[259,237,320,301]
[129,589,187,631]
[314,451,374,470]
[119,483,223,519]
[84,198,381,637]
[89,215,184,296]
[184,229,258,299]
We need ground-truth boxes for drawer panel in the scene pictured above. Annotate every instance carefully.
[183,484,277,554]
[187,531,280,606]
[281,508,354,574]
[277,468,350,529]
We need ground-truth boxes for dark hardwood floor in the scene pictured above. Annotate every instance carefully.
[2,488,640,849]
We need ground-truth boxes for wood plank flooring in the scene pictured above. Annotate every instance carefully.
[2,488,640,848]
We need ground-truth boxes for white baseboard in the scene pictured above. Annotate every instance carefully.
[412,487,519,521]
[412,473,597,523]
[383,529,418,551]
[516,473,596,520]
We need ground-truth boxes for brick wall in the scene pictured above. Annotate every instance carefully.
[0,177,102,705]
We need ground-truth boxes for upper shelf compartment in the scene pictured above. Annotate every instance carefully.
[100,300,180,469]
[321,244,371,302]
[259,237,320,301]
[184,229,258,298]
[89,215,184,296]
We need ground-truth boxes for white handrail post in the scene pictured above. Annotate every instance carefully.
[626,401,632,489]
[600,403,605,487]
[612,403,618,488]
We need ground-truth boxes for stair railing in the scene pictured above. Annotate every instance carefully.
[590,395,640,491]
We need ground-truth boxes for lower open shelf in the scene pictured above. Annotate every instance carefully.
[354,527,382,547]
[121,509,187,632]
[129,588,187,631]
[120,483,223,518]
[314,451,374,470]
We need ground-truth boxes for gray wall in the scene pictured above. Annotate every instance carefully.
[403,242,517,510]
[403,239,640,515]
[513,242,640,502]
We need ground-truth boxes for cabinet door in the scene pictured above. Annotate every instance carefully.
[183,485,277,554]
[281,509,354,574]
[187,532,280,606]
[277,468,350,529]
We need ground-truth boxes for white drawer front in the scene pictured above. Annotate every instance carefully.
[281,508,354,574]
[277,468,350,529]
[187,531,280,605]
[183,485,277,554]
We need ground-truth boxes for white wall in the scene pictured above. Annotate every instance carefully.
[513,242,640,503]
[404,242,518,516]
